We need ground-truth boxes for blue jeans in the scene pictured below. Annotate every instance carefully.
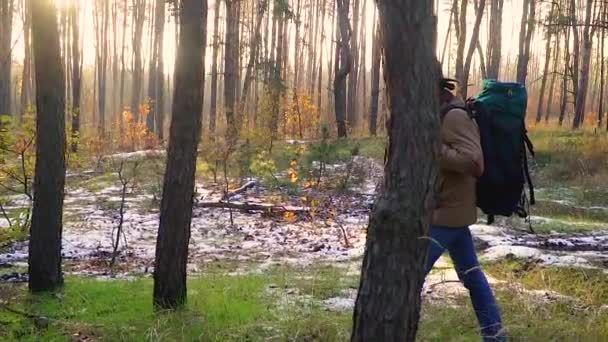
[425,225,505,341]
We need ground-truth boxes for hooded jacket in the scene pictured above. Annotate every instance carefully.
[433,96,484,227]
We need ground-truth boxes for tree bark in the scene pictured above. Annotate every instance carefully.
[131,0,146,120]
[351,0,439,339]
[153,0,206,310]
[29,0,67,293]
[559,25,571,126]
[516,0,535,84]
[454,0,467,82]
[20,0,32,117]
[347,0,361,130]
[224,0,238,137]
[545,31,560,123]
[241,0,267,110]
[369,18,381,136]
[70,2,81,152]
[487,0,503,79]
[209,0,221,136]
[536,11,554,123]
[147,0,166,136]
[462,0,485,98]
[599,4,606,128]
[334,0,351,138]
[119,0,128,130]
[573,0,595,129]
[0,0,13,115]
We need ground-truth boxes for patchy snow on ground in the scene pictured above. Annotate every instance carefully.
[1,157,607,278]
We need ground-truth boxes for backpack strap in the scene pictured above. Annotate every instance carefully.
[523,128,535,205]
[440,103,475,120]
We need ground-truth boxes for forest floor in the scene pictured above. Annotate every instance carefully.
[1,130,608,341]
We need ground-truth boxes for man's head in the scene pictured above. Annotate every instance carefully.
[436,61,459,105]
[439,78,458,105]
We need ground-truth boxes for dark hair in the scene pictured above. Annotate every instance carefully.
[440,78,458,92]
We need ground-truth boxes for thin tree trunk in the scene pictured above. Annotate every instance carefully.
[29,0,67,293]
[241,0,267,107]
[147,0,166,134]
[153,0,206,310]
[209,0,221,136]
[131,0,146,120]
[559,27,571,126]
[347,0,360,130]
[454,0,467,82]
[351,0,439,338]
[573,0,595,129]
[546,30,560,123]
[599,5,606,128]
[20,0,32,116]
[0,0,14,115]
[224,0,238,136]
[462,0,485,98]
[536,18,554,123]
[516,0,536,84]
[119,0,128,126]
[334,0,351,138]
[71,2,81,152]
[369,18,380,136]
[316,0,326,112]
[487,0,503,79]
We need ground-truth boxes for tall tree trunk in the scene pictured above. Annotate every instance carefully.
[95,0,110,134]
[70,3,81,152]
[487,0,503,79]
[209,0,221,136]
[462,0,485,98]
[153,0,206,310]
[131,0,146,120]
[536,18,554,123]
[270,11,285,137]
[29,0,67,293]
[516,0,536,84]
[570,0,579,106]
[599,5,606,128]
[334,0,351,138]
[546,30,560,123]
[0,0,13,115]
[224,0,238,136]
[241,0,267,108]
[454,0,467,82]
[573,0,595,129]
[347,0,360,130]
[147,0,166,135]
[369,18,380,136]
[316,0,326,112]
[351,0,439,339]
[20,0,32,116]
[112,0,119,126]
[559,27,571,126]
[119,0,128,127]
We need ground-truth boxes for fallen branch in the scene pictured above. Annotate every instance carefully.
[222,180,256,200]
[199,201,309,214]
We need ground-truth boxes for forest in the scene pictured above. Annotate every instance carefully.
[0,0,607,340]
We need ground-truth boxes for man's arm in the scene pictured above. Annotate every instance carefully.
[440,109,484,177]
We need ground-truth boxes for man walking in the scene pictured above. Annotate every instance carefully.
[425,77,505,341]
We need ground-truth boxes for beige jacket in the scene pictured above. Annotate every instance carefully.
[432,97,484,227]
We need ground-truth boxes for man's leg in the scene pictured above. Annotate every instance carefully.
[447,227,505,341]
[425,225,453,275]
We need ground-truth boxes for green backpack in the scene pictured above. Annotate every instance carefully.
[443,80,535,227]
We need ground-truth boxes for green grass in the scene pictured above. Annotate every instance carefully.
[0,264,356,342]
[2,260,607,341]
[485,259,608,308]
[529,128,608,188]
